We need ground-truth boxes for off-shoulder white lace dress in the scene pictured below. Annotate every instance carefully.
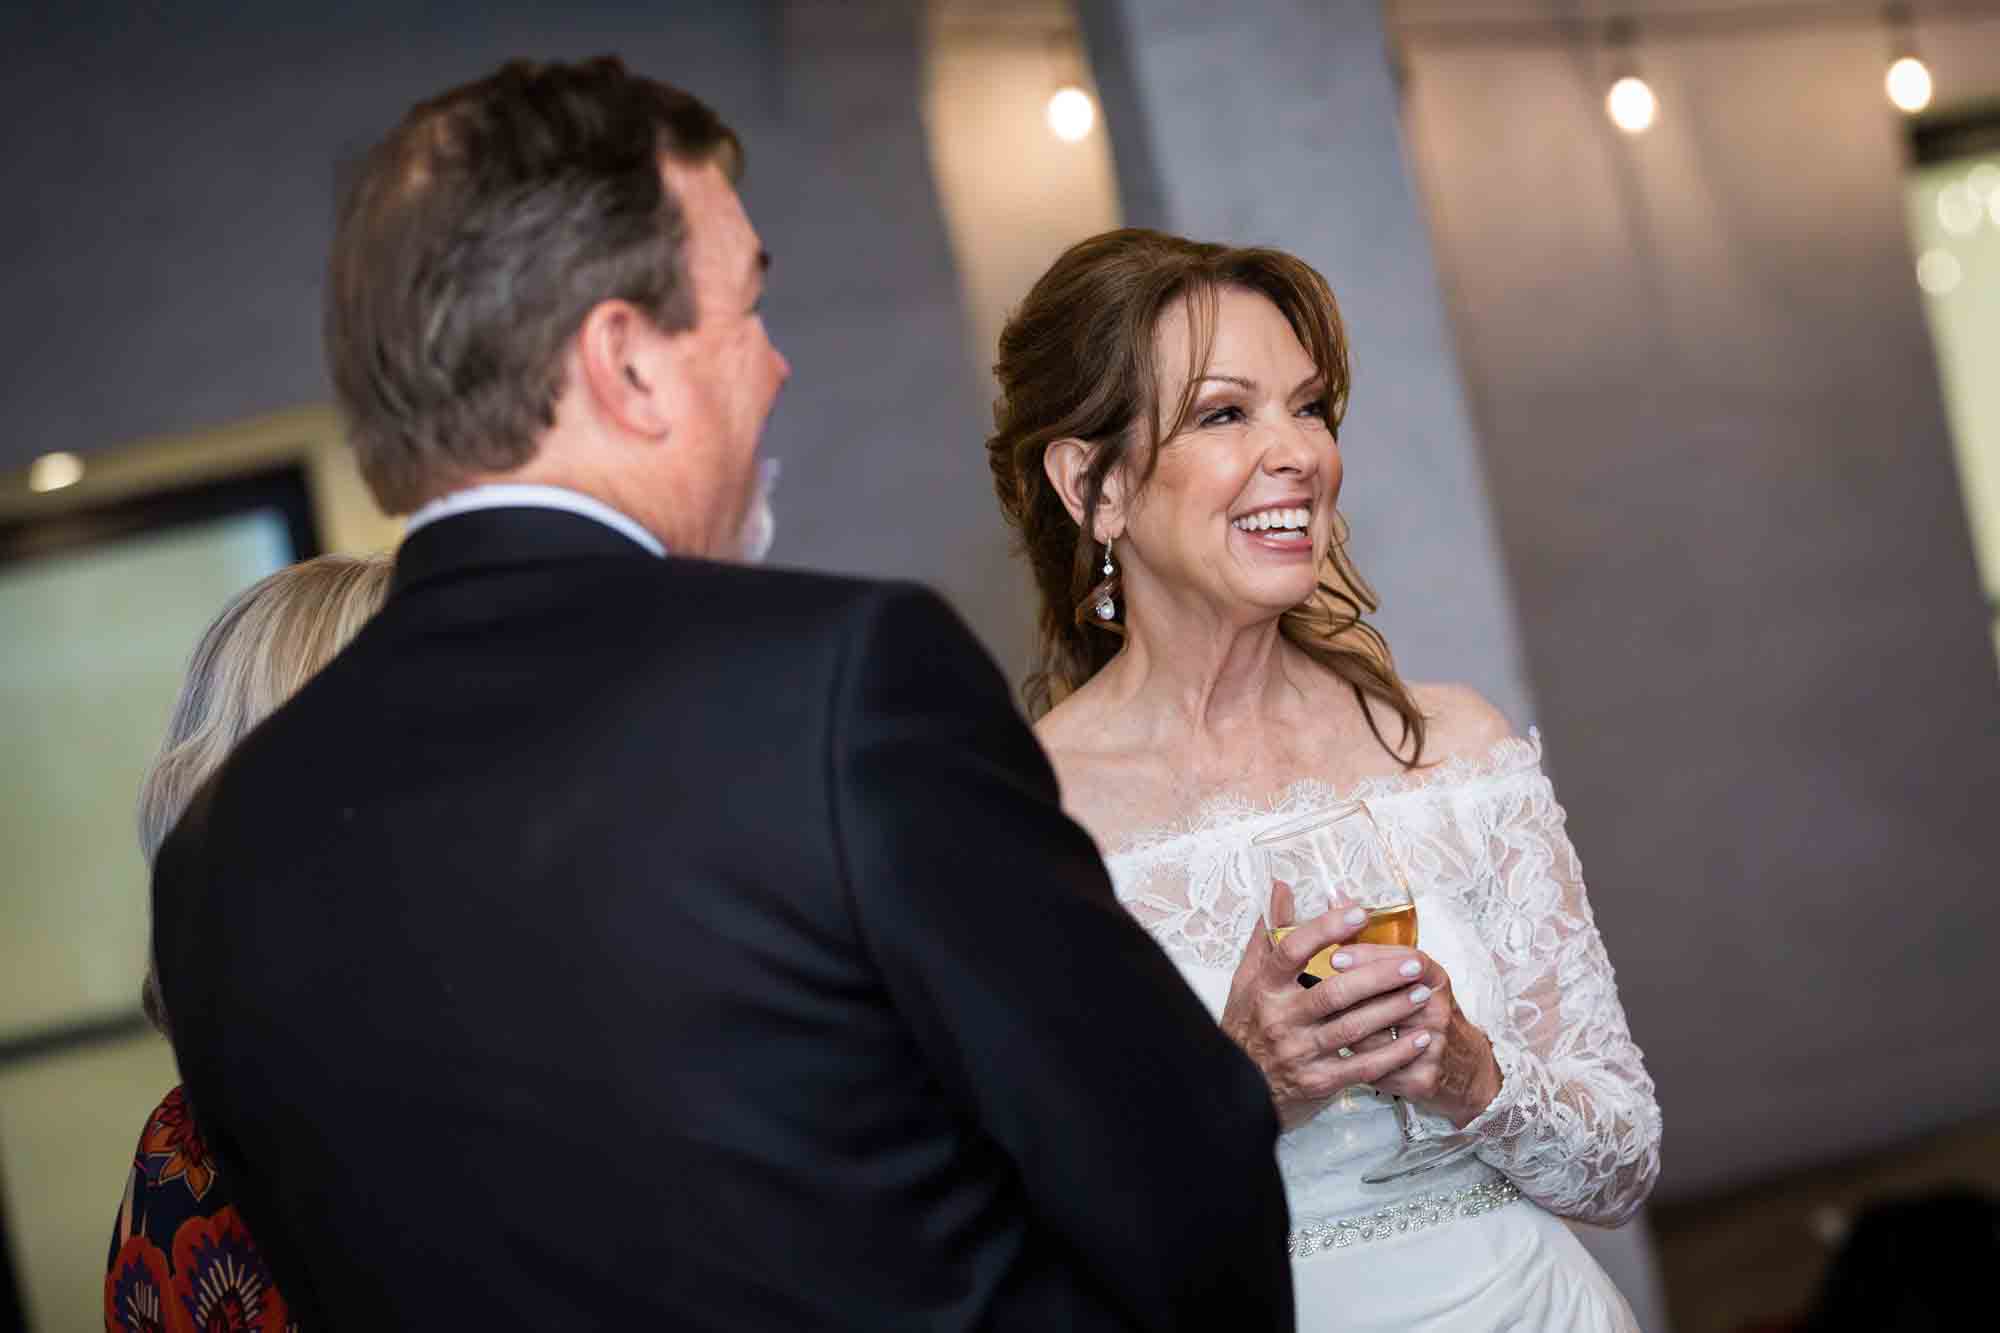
[1102,733,1660,1331]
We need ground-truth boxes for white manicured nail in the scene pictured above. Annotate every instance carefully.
[1414,1032,1433,1050]
[1344,907,1367,927]
[1409,985,1432,1005]
[1398,959,1422,978]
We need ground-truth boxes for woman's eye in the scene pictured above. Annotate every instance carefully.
[1298,398,1330,422]
[1199,405,1243,428]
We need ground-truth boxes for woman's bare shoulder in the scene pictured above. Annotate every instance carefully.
[1407,681,1518,764]
[1031,693,1166,849]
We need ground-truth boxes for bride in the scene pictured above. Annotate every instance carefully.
[984,228,1662,1330]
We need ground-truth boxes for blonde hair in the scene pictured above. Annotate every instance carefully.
[137,552,393,1034]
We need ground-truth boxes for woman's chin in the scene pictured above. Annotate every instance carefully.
[1224,575,1320,622]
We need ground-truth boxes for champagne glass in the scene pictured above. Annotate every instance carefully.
[1251,800,1481,1183]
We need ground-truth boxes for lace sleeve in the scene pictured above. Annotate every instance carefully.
[1453,770,1662,1226]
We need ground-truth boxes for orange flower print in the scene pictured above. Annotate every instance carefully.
[136,1087,216,1203]
[170,1209,289,1333]
[106,1234,190,1333]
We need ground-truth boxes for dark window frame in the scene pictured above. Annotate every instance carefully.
[0,463,320,1069]
[0,464,318,573]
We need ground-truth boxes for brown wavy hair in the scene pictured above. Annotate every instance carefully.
[985,228,1425,765]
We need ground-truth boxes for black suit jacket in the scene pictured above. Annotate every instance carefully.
[154,507,1292,1330]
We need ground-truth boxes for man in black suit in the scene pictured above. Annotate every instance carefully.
[153,58,1294,1329]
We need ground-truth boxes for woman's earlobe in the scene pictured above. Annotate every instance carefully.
[1093,472,1129,545]
[1090,502,1124,546]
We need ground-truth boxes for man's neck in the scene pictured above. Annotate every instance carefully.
[405,482,667,557]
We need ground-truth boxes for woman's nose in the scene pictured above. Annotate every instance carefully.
[1260,423,1318,476]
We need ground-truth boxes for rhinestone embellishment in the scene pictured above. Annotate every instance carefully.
[1286,1178,1523,1258]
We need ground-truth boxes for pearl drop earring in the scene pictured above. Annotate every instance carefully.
[1095,541,1116,620]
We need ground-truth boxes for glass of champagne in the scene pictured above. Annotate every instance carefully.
[1252,800,1481,1183]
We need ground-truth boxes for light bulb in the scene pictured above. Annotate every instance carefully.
[1886,56,1933,114]
[1916,248,1961,295]
[1606,76,1657,134]
[27,451,84,493]
[1938,182,1983,236]
[1046,86,1095,142]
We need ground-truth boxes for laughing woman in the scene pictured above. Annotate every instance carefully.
[985,229,1660,1331]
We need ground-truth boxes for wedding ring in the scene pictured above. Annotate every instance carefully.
[1389,1025,1401,1042]
[1336,1046,1355,1060]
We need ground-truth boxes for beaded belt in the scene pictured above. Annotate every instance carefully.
[1287,1177,1522,1258]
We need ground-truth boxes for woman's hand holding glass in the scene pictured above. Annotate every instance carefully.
[1250,801,1499,1180]
[1220,885,1433,1130]
[1316,939,1502,1129]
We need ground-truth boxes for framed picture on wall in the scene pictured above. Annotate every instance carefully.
[0,464,319,1054]
[0,449,342,1330]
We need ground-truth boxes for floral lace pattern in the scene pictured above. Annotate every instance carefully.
[1102,732,1662,1226]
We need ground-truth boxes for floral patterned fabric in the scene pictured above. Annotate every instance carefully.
[1103,731,1662,1227]
[104,1085,293,1333]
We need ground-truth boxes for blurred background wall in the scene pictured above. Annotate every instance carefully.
[1390,7,2000,1328]
[5,2,1999,1330]
[0,0,1012,658]
[1396,0,2000,1198]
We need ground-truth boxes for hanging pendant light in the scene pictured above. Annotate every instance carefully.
[1883,4,1934,114]
[1604,17,1658,135]
[1041,27,1097,144]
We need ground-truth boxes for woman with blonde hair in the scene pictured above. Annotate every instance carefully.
[105,552,390,1333]
[986,229,1660,1330]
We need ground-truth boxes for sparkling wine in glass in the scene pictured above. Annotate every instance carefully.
[1252,800,1482,1183]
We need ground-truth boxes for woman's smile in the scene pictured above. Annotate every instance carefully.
[1229,500,1316,560]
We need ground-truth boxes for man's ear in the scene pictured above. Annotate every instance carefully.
[1043,438,1129,543]
[576,299,673,440]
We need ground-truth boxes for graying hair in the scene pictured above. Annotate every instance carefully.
[137,552,393,1035]
[326,58,742,512]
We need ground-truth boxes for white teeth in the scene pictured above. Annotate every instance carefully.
[1233,507,1312,532]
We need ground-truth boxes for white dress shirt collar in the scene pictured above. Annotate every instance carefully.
[404,484,666,558]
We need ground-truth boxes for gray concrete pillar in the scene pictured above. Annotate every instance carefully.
[757,1,1019,668]
[1079,0,1534,727]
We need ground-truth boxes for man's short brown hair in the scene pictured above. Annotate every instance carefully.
[326,57,740,513]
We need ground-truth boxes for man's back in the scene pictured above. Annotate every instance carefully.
[155,508,1291,1329]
